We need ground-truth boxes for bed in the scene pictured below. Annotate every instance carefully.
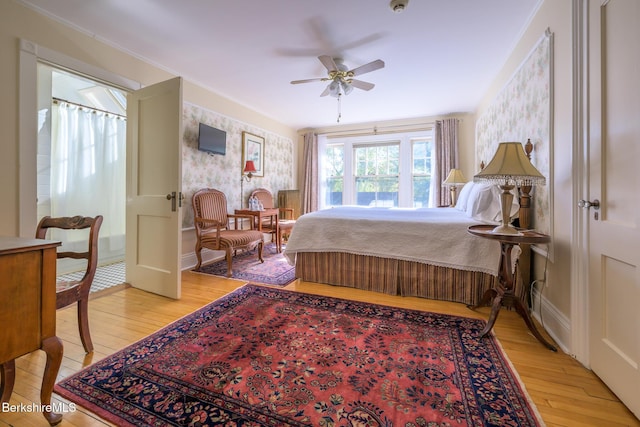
[283,181,533,306]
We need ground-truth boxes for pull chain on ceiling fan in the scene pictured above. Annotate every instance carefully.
[291,55,385,122]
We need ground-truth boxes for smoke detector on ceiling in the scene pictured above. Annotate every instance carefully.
[389,0,409,13]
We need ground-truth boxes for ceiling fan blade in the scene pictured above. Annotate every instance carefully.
[318,55,338,72]
[349,59,385,76]
[350,79,375,91]
[290,78,326,84]
[335,33,385,53]
[320,85,331,97]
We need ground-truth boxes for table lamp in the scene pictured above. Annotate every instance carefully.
[240,160,257,208]
[442,168,467,207]
[474,142,545,235]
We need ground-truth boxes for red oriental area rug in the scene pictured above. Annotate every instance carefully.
[55,285,544,426]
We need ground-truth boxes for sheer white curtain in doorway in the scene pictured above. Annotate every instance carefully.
[51,101,126,253]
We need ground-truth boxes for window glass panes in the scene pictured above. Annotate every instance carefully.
[355,177,399,206]
[324,144,344,206]
[412,140,432,207]
[354,144,399,207]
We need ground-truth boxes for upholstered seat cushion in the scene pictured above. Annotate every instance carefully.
[278,219,295,232]
[201,229,263,249]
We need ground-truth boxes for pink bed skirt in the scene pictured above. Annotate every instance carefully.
[295,252,525,306]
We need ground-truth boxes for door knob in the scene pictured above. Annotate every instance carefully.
[166,191,177,211]
[578,199,600,220]
[578,199,600,209]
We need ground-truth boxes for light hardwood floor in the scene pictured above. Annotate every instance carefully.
[1,271,638,426]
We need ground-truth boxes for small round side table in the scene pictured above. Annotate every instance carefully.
[467,224,557,351]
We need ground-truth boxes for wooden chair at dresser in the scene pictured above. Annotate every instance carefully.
[192,188,264,276]
[250,188,297,253]
[36,215,103,354]
[1,215,103,401]
[1,216,101,418]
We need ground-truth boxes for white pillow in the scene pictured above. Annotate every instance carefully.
[465,183,519,223]
[454,182,475,211]
[465,182,495,219]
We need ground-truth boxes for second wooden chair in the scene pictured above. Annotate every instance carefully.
[250,188,296,252]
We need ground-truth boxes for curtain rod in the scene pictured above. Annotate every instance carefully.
[312,117,461,139]
[322,123,434,139]
[53,97,127,120]
[302,117,462,138]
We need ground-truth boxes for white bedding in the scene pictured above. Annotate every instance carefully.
[283,206,504,276]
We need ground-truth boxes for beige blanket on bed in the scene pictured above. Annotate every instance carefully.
[283,206,506,276]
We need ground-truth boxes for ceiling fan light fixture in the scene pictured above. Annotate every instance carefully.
[328,80,341,97]
[341,81,353,95]
[327,80,353,98]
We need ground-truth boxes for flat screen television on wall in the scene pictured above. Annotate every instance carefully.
[198,123,226,155]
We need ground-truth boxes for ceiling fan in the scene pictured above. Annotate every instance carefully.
[291,55,385,98]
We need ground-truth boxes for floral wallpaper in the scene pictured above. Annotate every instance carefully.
[181,102,294,229]
[476,30,553,236]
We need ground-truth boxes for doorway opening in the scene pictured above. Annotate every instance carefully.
[37,64,128,292]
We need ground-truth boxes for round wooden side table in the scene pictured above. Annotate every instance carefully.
[467,224,556,351]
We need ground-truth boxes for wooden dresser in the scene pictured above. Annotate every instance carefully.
[0,237,63,425]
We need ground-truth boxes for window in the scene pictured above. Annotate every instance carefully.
[355,143,399,206]
[323,144,344,206]
[411,140,433,207]
[319,130,434,209]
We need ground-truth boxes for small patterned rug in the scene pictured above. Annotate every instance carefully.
[197,243,295,286]
[55,284,544,426]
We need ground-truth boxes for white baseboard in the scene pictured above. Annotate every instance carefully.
[530,288,571,354]
[181,249,225,271]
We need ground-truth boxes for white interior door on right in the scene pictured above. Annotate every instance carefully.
[587,0,640,418]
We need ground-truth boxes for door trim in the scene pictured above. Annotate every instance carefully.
[570,0,590,366]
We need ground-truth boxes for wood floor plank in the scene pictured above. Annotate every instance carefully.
[0,273,637,426]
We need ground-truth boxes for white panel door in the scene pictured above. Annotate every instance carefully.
[588,0,640,418]
[126,77,183,299]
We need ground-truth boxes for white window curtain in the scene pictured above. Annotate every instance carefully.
[51,101,126,254]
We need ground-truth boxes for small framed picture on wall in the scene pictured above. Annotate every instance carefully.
[242,132,265,177]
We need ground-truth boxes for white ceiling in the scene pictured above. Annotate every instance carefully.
[20,0,541,130]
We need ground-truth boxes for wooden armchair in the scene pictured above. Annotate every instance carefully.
[192,188,264,275]
[37,215,103,353]
[250,188,296,252]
